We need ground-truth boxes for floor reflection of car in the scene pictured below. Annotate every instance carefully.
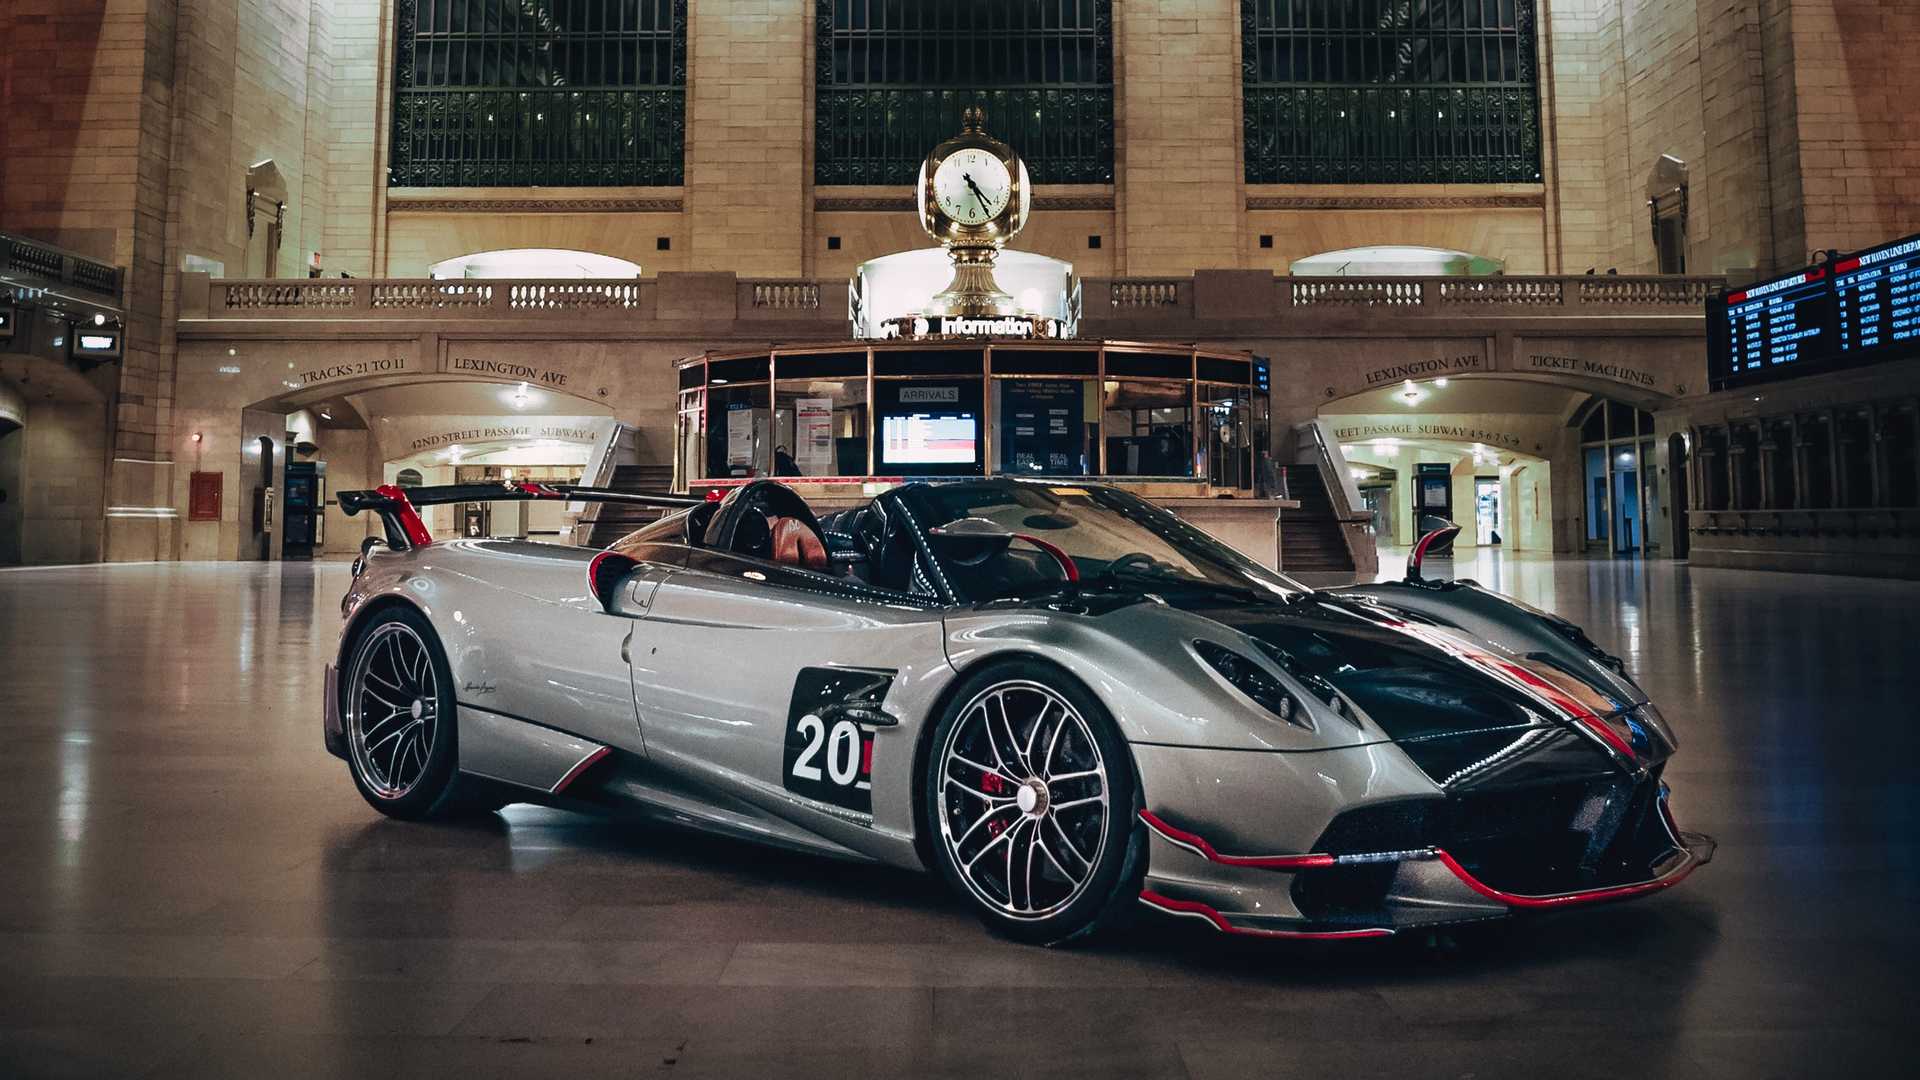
[325,477,1712,946]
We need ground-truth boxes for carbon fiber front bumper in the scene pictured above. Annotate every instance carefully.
[1131,741,1714,938]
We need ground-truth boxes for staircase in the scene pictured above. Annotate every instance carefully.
[583,463,678,548]
[1279,463,1357,573]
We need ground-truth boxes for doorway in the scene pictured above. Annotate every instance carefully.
[1668,432,1690,558]
[255,435,275,560]
[1474,477,1501,545]
[1610,448,1640,554]
[0,420,22,564]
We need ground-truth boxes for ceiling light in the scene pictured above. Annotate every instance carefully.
[1434,378,1448,388]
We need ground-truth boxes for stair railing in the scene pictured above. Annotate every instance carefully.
[569,423,636,545]
[1291,420,1381,577]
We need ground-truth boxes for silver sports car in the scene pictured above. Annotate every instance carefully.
[326,477,1712,945]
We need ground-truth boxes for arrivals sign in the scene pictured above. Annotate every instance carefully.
[1708,231,1920,389]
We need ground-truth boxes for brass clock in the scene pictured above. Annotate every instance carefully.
[917,107,1031,317]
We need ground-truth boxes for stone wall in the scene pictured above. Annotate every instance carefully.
[1114,0,1244,274]
[1784,0,1920,256]
[682,0,807,275]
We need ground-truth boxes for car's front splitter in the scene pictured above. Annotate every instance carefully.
[1137,802,1715,939]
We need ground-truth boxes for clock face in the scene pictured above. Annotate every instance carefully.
[932,149,1013,227]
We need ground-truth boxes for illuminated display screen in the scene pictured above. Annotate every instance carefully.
[1717,268,1833,378]
[881,412,977,465]
[1708,231,1920,389]
[1832,235,1920,358]
[76,333,119,352]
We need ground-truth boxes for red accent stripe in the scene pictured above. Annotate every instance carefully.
[551,746,610,794]
[1408,523,1459,580]
[1807,267,1825,280]
[1139,810,1337,869]
[1833,256,1862,273]
[1728,290,1748,302]
[514,481,566,499]
[1139,891,1393,939]
[1012,533,1080,583]
[374,484,433,548]
[1352,608,1637,765]
[1482,658,1637,762]
[1431,847,1698,909]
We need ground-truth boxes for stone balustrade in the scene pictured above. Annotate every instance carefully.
[1,231,126,307]
[186,270,1724,327]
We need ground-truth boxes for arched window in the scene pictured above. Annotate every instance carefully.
[1243,0,1542,184]
[1290,246,1504,276]
[428,249,643,279]
[814,0,1114,185]
[389,0,686,187]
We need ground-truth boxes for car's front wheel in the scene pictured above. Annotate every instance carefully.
[923,658,1144,946]
[342,606,502,819]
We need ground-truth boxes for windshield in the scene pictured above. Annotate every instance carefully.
[895,480,1306,602]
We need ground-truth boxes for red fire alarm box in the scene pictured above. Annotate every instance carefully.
[188,471,223,522]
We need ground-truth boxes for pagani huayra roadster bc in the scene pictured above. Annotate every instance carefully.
[328,477,1712,945]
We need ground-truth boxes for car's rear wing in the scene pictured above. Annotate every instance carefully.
[338,481,704,549]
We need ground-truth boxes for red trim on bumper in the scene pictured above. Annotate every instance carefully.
[551,746,610,794]
[1139,891,1394,939]
[1431,847,1700,908]
[1139,810,1337,870]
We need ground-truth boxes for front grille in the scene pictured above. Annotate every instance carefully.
[1311,798,1439,856]
[1299,769,1677,915]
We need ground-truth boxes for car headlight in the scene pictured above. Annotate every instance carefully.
[1193,639,1311,731]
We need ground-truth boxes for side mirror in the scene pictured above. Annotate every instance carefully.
[1407,521,1461,585]
[927,517,1016,565]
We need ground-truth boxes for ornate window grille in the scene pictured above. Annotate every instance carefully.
[390,0,686,188]
[815,0,1114,186]
[1243,0,1541,184]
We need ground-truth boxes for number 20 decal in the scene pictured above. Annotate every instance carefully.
[783,667,892,816]
[791,713,868,788]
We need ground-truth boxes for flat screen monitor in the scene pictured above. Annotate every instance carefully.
[881,412,976,466]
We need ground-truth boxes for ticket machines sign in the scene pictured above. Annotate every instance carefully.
[1708,232,1920,389]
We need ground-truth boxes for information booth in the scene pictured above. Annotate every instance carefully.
[672,339,1294,568]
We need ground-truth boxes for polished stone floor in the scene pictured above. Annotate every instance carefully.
[0,553,1915,1078]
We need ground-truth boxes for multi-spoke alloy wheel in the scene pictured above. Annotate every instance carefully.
[339,606,507,820]
[926,661,1142,944]
[347,620,441,800]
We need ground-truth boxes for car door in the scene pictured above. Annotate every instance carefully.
[627,549,952,841]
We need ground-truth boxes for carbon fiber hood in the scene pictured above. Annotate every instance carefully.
[1178,591,1672,776]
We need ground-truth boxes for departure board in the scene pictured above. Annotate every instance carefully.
[1708,231,1920,389]
[1718,268,1834,378]
[1832,235,1920,359]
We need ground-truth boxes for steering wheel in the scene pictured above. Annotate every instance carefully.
[702,480,829,562]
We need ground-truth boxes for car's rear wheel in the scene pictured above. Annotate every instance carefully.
[343,606,503,819]
[924,658,1144,946]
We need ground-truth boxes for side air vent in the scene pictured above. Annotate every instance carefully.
[587,551,640,610]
